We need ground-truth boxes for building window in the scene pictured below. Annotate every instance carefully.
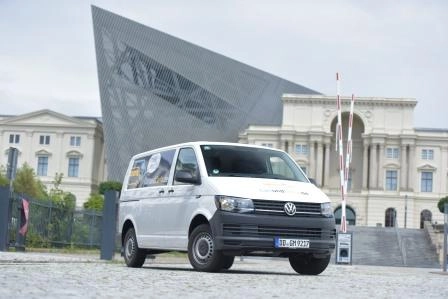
[9,134,20,144]
[39,135,50,145]
[421,149,434,160]
[386,147,399,159]
[261,143,273,148]
[68,157,80,177]
[37,156,48,176]
[385,170,398,191]
[347,171,352,192]
[70,136,81,147]
[421,172,433,192]
[385,208,397,227]
[295,144,309,155]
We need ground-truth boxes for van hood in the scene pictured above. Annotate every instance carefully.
[205,177,330,203]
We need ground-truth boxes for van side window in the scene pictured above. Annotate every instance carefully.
[174,148,199,185]
[127,149,176,189]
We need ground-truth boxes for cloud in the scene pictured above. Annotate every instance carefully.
[0,0,447,128]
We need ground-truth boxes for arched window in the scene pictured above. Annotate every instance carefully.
[334,206,356,226]
[420,210,432,229]
[385,208,397,227]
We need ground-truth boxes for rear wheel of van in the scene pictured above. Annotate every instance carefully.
[289,253,331,275]
[123,228,146,268]
[188,224,224,272]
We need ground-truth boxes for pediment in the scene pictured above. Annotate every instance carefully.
[3,148,22,155]
[66,150,83,158]
[35,149,52,156]
[417,164,437,171]
[0,109,92,128]
[384,162,400,169]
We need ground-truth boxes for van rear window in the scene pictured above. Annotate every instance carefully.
[200,145,307,182]
[127,149,176,189]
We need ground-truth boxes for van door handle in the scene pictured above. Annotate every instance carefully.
[168,189,174,194]
[159,190,165,194]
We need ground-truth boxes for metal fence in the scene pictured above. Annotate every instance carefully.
[8,193,103,248]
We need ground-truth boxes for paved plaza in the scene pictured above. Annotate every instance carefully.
[0,252,447,298]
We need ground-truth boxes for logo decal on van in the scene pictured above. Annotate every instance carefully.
[259,188,286,193]
[284,202,296,216]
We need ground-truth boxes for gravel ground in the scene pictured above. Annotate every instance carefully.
[0,252,447,299]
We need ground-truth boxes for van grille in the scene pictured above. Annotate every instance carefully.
[223,224,336,240]
[252,200,322,217]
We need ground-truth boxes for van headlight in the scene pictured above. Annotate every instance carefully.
[215,196,254,213]
[321,202,333,217]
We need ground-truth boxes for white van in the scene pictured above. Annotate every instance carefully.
[118,142,335,275]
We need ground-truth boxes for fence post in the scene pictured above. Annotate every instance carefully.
[443,203,447,272]
[100,190,118,260]
[0,186,11,251]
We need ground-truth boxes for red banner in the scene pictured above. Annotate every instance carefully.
[19,198,29,236]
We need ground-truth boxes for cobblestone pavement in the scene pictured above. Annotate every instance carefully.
[1,252,447,299]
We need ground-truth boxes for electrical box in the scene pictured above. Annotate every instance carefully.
[336,232,353,265]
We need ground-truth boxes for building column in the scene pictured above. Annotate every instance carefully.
[408,145,416,192]
[441,145,448,193]
[378,144,384,189]
[369,144,378,189]
[316,143,323,186]
[324,143,331,187]
[400,145,408,191]
[362,142,369,189]
[309,141,315,179]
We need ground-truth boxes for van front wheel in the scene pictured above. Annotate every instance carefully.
[188,224,223,272]
[123,228,146,268]
[289,253,331,275]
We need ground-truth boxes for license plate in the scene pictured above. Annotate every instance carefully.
[274,237,310,248]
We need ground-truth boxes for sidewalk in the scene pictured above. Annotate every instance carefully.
[1,251,448,298]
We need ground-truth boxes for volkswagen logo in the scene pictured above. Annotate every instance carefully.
[284,202,296,216]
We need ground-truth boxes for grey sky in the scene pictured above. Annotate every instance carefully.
[1,0,447,128]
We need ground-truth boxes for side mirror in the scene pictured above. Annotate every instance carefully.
[174,170,201,185]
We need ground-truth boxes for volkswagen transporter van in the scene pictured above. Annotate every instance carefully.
[119,142,336,275]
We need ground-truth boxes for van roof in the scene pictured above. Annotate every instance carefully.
[130,141,284,159]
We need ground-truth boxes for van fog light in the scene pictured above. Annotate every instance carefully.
[321,202,333,217]
[215,196,254,213]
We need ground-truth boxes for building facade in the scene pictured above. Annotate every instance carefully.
[0,110,105,207]
[239,94,448,229]
[92,6,318,182]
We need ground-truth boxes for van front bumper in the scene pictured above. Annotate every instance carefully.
[209,211,336,256]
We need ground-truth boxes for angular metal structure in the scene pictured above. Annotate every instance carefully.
[92,6,319,181]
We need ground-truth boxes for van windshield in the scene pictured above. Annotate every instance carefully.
[200,145,308,182]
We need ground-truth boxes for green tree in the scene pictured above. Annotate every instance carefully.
[13,163,47,199]
[98,181,122,195]
[83,193,104,211]
[438,196,448,213]
[0,165,8,187]
[51,172,64,194]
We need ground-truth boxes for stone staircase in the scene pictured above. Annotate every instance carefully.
[343,226,440,268]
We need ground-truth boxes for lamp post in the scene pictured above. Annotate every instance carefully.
[404,194,408,228]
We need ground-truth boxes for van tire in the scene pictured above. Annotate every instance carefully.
[123,228,146,268]
[289,254,331,275]
[188,224,223,272]
[221,256,235,270]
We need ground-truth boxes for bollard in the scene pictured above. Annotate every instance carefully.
[100,190,119,260]
[0,186,11,251]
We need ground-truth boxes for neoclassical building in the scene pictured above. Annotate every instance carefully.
[239,94,448,229]
[0,110,106,206]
